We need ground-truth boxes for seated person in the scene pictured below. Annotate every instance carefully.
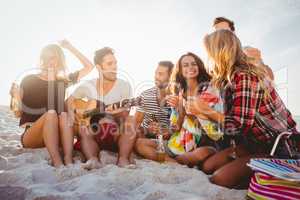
[199,30,299,188]
[134,61,174,139]
[135,52,216,167]
[10,40,94,168]
[67,47,136,168]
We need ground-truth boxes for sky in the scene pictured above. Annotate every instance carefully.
[1,0,300,115]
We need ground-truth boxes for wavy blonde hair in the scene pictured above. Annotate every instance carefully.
[203,30,269,93]
[40,44,66,72]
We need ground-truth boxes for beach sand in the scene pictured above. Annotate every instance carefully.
[0,106,246,200]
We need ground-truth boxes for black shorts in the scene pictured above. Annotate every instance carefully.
[20,124,32,147]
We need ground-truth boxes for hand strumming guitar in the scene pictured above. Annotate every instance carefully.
[105,104,130,119]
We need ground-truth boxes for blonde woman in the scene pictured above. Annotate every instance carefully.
[186,30,299,188]
[10,40,94,168]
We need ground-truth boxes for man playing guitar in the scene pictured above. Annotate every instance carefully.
[67,47,137,169]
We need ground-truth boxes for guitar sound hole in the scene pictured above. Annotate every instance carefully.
[122,100,129,106]
[90,123,100,134]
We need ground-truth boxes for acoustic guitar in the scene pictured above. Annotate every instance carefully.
[72,97,141,133]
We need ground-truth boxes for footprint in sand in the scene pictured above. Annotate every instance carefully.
[153,171,193,184]
[143,191,168,200]
[54,180,80,192]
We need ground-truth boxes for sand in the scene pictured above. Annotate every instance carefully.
[0,106,246,200]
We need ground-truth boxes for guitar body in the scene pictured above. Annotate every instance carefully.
[73,99,98,134]
[72,97,142,134]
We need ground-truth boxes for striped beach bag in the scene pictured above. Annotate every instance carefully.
[247,132,300,200]
[247,159,300,200]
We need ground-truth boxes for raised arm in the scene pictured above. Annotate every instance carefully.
[167,92,186,131]
[59,39,94,81]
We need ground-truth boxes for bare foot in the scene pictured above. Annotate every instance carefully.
[81,158,102,170]
[117,156,131,168]
[65,163,74,168]
[129,154,136,165]
[124,164,137,169]
[48,157,64,168]
[175,155,189,165]
[64,157,74,166]
[165,157,177,163]
[53,163,64,168]
[55,165,86,180]
[54,165,66,173]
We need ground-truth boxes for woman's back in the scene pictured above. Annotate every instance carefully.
[224,70,298,144]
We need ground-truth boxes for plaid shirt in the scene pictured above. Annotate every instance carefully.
[224,71,298,145]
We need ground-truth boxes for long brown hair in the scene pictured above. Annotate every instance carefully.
[170,52,211,95]
[203,30,268,92]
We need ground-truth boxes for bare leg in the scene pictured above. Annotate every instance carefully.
[117,116,137,167]
[78,126,101,170]
[135,138,176,162]
[201,146,235,174]
[202,144,251,174]
[209,155,254,189]
[176,146,216,167]
[58,112,74,165]
[42,110,63,168]
[22,110,63,168]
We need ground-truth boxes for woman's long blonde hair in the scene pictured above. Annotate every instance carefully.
[203,30,268,92]
[40,44,66,72]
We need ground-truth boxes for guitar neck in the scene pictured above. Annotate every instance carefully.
[82,107,104,118]
[83,97,141,118]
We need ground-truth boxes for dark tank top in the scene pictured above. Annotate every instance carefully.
[19,73,78,126]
